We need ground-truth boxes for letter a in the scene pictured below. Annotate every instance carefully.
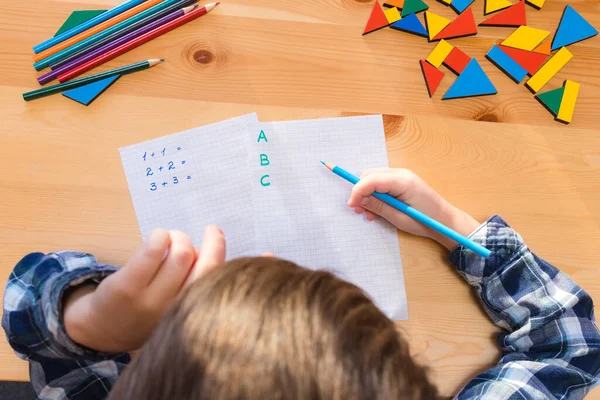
[257,130,268,143]
[260,154,270,166]
[260,174,271,187]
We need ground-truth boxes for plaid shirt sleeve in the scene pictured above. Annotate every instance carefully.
[451,216,600,399]
[2,251,131,400]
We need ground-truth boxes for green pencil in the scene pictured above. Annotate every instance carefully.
[23,59,163,101]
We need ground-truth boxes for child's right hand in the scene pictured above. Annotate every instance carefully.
[347,168,480,251]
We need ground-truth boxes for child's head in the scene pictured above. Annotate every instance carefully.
[109,257,438,400]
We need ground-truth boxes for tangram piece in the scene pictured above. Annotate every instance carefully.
[62,75,120,106]
[535,86,565,116]
[443,58,497,99]
[450,0,475,15]
[363,2,389,35]
[556,79,580,124]
[401,0,429,17]
[390,13,428,37]
[55,9,106,36]
[532,40,551,55]
[486,45,528,83]
[384,6,402,23]
[426,39,454,68]
[525,0,545,10]
[437,0,452,4]
[484,0,512,15]
[479,1,526,27]
[443,46,470,74]
[384,0,405,8]
[433,7,477,40]
[497,45,548,75]
[526,47,573,93]
[420,60,445,97]
[424,11,451,41]
[551,5,598,50]
[501,26,550,51]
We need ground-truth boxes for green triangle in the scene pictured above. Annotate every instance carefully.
[402,0,429,17]
[535,86,565,116]
[55,10,107,36]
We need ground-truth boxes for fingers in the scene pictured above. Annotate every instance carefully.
[148,230,196,304]
[359,196,411,226]
[120,229,171,289]
[189,225,226,283]
[347,169,416,208]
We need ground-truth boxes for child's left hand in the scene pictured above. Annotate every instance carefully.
[63,225,226,353]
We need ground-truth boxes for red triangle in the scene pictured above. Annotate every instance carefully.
[497,45,549,75]
[420,60,445,97]
[479,0,526,27]
[433,8,477,40]
[363,2,389,35]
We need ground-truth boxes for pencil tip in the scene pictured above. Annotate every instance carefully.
[160,58,164,62]
[320,160,325,165]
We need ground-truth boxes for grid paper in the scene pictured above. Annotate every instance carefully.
[249,116,407,320]
[119,113,259,257]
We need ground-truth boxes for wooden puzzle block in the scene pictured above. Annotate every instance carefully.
[532,40,551,55]
[62,75,120,106]
[402,0,429,17]
[450,0,475,14]
[525,0,545,10]
[384,6,402,24]
[551,5,598,50]
[479,1,526,27]
[363,1,389,35]
[433,8,477,40]
[390,13,428,37]
[426,39,454,68]
[502,26,550,51]
[424,11,451,41]
[443,46,470,74]
[484,0,512,15]
[556,80,580,123]
[535,86,565,116]
[384,0,405,8]
[497,45,548,75]
[420,60,445,97]
[486,45,528,83]
[526,47,573,93]
[443,58,497,99]
[55,10,107,36]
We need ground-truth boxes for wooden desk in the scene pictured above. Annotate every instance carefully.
[1,0,599,397]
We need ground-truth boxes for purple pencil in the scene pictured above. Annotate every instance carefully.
[37,4,197,85]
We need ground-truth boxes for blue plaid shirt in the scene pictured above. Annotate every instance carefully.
[3,216,600,399]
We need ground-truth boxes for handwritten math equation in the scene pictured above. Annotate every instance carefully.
[142,146,192,192]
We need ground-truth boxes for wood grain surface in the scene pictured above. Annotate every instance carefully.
[1,0,599,397]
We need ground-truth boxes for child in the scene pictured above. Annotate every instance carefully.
[3,168,599,399]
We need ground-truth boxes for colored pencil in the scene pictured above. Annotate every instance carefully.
[39,5,196,85]
[33,0,148,54]
[34,0,186,71]
[23,59,163,101]
[321,162,492,258]
[48,0,195,71]
[34,0,164,63]
[57,2,219,82]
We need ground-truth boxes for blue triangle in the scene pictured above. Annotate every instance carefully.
[451,0,475,14]
[62,75,120,106]
[390,13,428,37]
[443,58,497,100]
[551,5,598,51]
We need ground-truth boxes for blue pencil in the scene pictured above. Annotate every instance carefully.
[321,161,491,258]
[33,0,148,54]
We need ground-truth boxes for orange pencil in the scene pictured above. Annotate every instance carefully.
[33,0,163,62]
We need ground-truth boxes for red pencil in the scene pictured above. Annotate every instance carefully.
[57,2,219,83]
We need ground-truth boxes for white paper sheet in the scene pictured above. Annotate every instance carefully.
[120,114,407,319]
[119,113,260,257]
[248,116,407,319]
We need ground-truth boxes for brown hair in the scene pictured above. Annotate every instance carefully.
[109,257,439,400]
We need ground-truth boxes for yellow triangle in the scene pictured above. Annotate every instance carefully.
[501,26,551,51]
[384,7,401,24]
[485,0,512,14]
[425,11,451,41]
